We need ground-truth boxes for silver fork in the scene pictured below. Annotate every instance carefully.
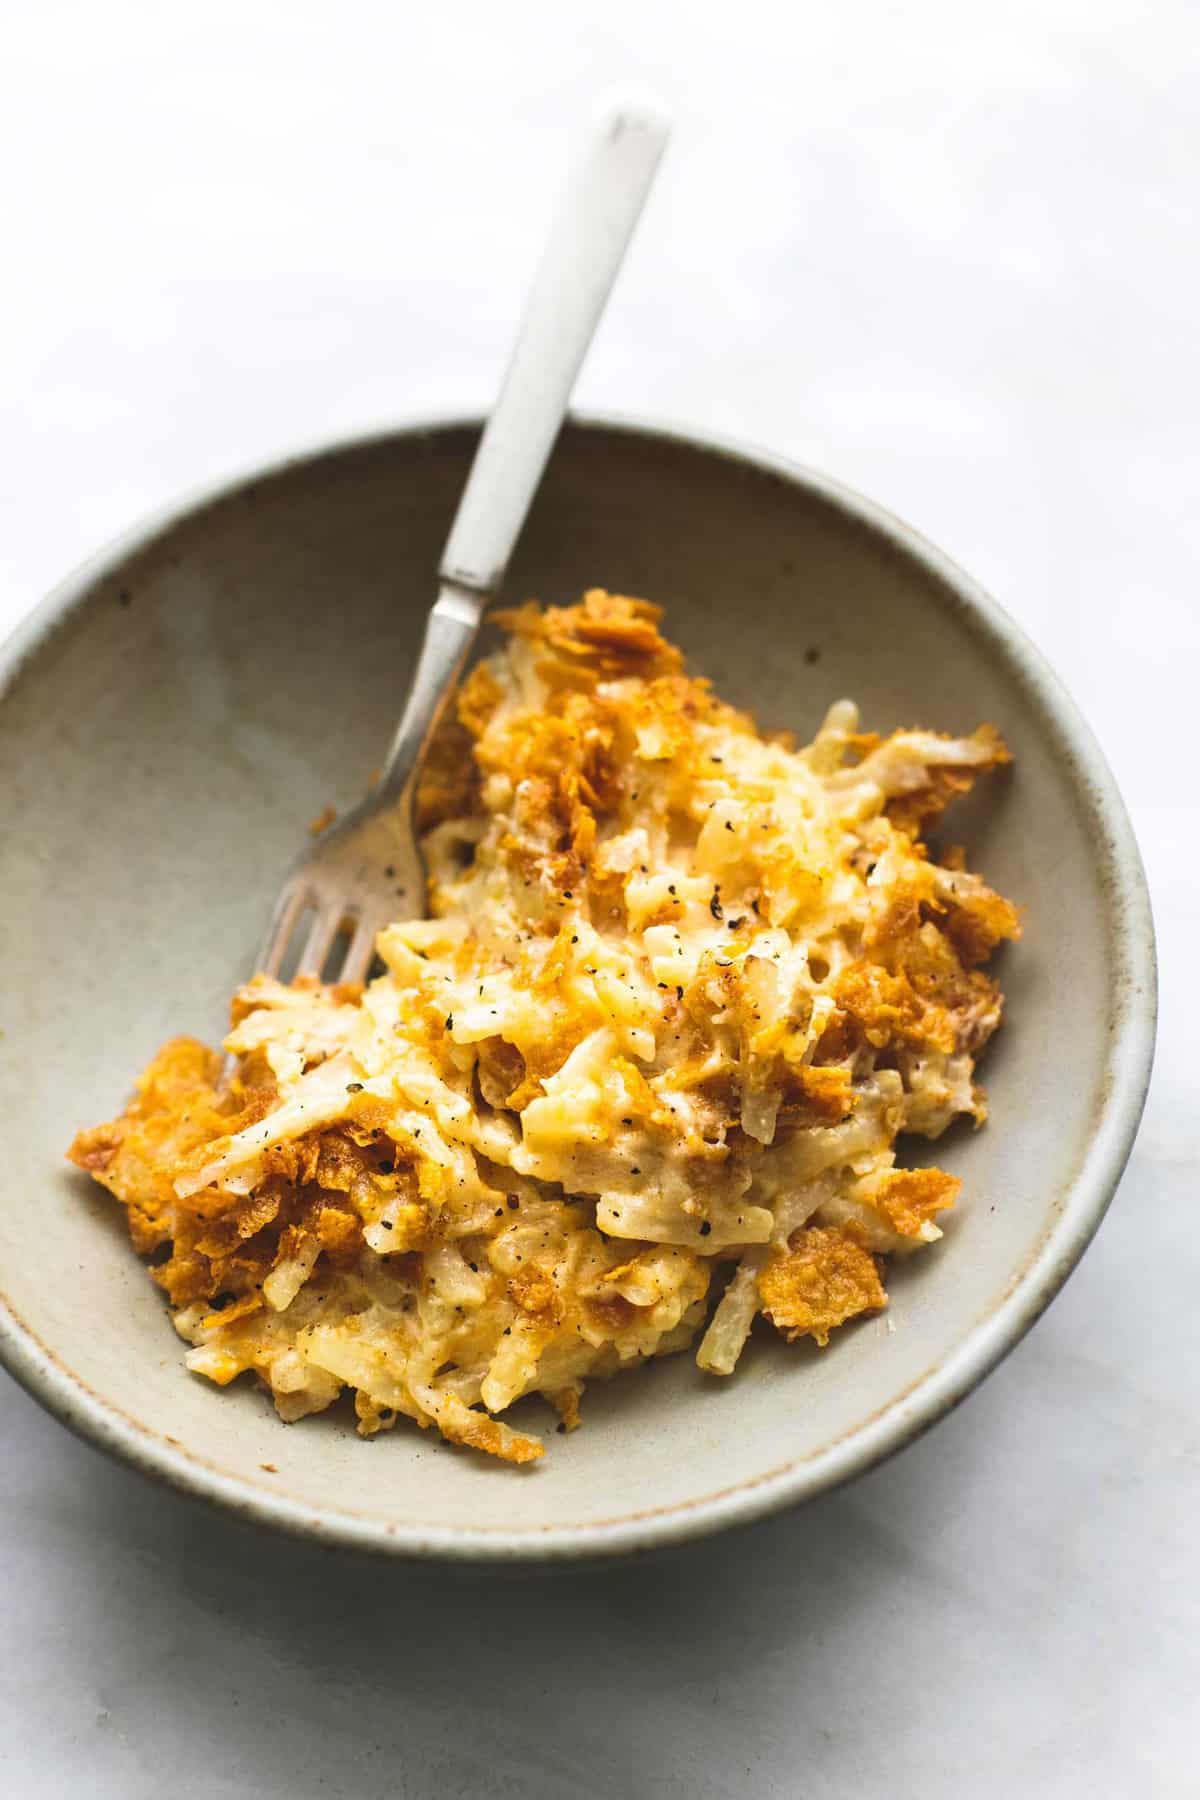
[250,101,670,996]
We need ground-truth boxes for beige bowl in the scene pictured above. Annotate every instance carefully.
[0,418,1155,1560]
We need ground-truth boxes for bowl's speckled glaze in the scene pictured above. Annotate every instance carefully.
[0,417,1155,1560]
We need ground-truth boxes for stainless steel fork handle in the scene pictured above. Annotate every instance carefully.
[375,581,483,803]
[377,98,670,807]
[438,99,670,597]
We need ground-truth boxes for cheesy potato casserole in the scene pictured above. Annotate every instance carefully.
[70,591,1020,1465]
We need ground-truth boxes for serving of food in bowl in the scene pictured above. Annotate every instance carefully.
[68,584,1020,1466]
[0,415,1155,1557]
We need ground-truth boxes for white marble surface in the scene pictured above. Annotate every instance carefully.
[1,4,1195,1794]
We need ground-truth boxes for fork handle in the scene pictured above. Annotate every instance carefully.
[375,582,482,803]
[438,99,670,597]
[379,100,669,805]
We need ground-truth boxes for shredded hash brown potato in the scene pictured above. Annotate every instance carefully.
[69,590,1020,1465]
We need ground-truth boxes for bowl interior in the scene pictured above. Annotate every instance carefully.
[0,422,1145,1554]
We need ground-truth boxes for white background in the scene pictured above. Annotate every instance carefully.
[1,4,1195,1794]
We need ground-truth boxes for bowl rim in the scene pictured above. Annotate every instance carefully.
[0,411,1158,1562]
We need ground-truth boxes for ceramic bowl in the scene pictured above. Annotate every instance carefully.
[0,418,1155,1560]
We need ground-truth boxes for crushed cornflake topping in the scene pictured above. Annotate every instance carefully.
[68,589,1019,1463]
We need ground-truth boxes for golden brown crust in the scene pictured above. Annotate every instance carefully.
[758,1227,888,1346]
[780,1064,857,1126]
[507,1265,565,1324]
[942,886,1023,967]
[883,726,1011,836]
[433,1403,544,1465]
[492,589,683,683]
[832,961,957,1054]
[871,1167,960,1237]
